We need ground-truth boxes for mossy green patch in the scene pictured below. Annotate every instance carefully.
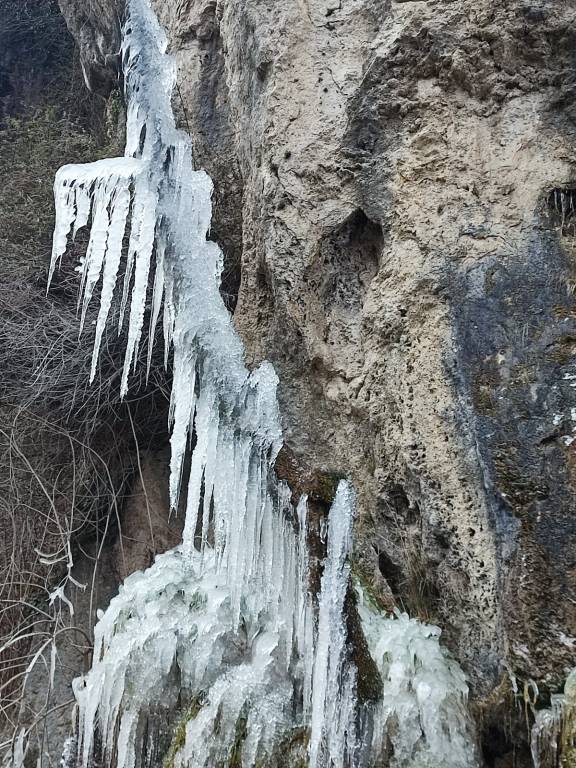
[163,691,208,768]
[351,568,385,612]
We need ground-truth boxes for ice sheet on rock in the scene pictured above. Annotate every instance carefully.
[357,590,480,768]
[74,549,232,768]
[73,545,311,768]
[531,668,575,768]
[175,633,294,768]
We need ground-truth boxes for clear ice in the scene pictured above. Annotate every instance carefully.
[309,482,358,768]
[45,0,481,766]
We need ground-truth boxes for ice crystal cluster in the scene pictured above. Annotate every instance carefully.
[47,0,480,766]
[358,596,478,768]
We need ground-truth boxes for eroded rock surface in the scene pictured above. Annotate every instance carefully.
[57,0,122,94]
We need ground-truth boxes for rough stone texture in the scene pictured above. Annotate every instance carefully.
[57,0,122,95]
[112,451,184,581]
[52,0,576,763]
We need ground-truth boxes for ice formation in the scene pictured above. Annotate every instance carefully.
[531,669,576,768]
[357,594,479,768]
[46,0,481,766]
[72,491,314,768]
[309,483,358,768]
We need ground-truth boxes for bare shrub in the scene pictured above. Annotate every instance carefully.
[0,231,171,748]
[0,1,171,756]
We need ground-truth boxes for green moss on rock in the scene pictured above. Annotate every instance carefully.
[163,692,208,768]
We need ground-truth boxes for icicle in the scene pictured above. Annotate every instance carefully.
[309,480,357,768]
[73,183,92,238]
[91,181,131,380]
[5,731,27,768]
[169,347,197,511]
[60,737,77,768]
[49,176,76,285]
[120,179,158,395]
[78,179,109,329]
[297,496,315,718]
[49,158,140,290]
[181,379,217,555]
[146,238,165,380]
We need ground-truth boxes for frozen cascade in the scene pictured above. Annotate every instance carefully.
[309,482,358,768]
[357,594,479,768]
[45,0,481,766]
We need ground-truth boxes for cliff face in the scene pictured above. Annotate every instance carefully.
[43,0,576,762]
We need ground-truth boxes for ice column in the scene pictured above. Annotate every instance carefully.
[309,481,358,768]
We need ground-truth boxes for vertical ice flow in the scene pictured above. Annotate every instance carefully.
[47,0,481,766]
[309,481,358,768]
[357,591,480,768]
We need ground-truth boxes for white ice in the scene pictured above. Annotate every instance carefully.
[531,668,575,768]
[357,591,480,768]
[309,481,358,768]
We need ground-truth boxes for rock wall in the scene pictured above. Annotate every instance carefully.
[51,0,576,763]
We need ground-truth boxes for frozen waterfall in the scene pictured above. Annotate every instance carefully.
[45,0,481,766]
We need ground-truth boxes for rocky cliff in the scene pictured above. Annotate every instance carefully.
[3,0,576,765]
